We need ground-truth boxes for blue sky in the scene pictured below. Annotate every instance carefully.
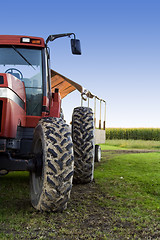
[1,0,160,127]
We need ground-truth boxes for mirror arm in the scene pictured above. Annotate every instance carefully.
[46,33,76,45]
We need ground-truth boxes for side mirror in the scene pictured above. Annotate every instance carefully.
[71,39,81,55]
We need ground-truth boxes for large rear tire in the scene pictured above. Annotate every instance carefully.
[30,117,74,212]
[72,107,95,184]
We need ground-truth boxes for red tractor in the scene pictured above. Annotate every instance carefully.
[0,34,98,212]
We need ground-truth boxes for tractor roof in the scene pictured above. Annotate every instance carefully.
[51,69,101,101]
[0,35,45,48]
[51,69,83,99]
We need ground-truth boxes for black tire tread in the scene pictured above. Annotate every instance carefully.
[30,117,74,212]
[72,107,94,183]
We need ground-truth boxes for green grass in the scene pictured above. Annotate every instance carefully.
[1,140,160,239]
[95,152,160,210]
[102,139,160,150]
[94,143,160,237]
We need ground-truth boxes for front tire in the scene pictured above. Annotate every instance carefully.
[72,107,95,184]
[30,117,74,212]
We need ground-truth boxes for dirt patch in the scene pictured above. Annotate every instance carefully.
[38,182,132,239]
[44,182,159,240]
[2,179,157,239]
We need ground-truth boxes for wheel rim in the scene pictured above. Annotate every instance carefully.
[98,146,101,161]
[31,138,43,203]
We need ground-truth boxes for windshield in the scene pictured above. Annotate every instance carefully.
[0,47,43,116]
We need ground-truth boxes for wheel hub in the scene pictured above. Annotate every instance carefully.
[34,153,43,177]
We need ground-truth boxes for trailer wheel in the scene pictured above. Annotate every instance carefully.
[95,145,101,162]
[72,107,94,183]
[30,117,74,212]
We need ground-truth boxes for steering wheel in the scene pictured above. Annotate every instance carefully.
[5,68,23,80]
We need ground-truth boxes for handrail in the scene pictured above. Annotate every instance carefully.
[81,89,106,130]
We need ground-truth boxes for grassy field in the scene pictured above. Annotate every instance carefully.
[0,140,160,239]
[101,139,160,150]
[95,141,160,239]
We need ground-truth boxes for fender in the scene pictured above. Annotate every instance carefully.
[49,88,61,118]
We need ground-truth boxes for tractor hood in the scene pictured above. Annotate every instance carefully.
[0,74,26,138]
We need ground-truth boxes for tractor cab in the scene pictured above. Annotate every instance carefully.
[0,45,44,116]
[0,34,81,118]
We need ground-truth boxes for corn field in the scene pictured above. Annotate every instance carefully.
[106,128,160,141]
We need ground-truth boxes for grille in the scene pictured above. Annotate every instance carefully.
[0,100,2,132]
